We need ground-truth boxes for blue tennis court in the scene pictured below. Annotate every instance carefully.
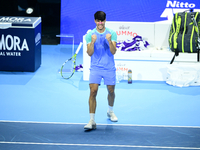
[0,45,200,149]
[0,121,200,150]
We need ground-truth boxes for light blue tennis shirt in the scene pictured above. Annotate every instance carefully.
[85,27,117,71]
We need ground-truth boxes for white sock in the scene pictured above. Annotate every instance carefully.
[90,113,95,121]
[108,106,113,112]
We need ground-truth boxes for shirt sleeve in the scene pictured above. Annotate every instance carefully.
[85,29,95,44]
[110,30,117,43]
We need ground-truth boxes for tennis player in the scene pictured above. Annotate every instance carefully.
[84,11,118,130]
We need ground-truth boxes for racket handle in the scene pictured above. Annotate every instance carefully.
[75,42,83,54]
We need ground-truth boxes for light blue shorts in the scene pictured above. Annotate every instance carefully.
[89,70,116,85]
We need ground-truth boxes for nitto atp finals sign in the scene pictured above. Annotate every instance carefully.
[61,0,200,44]
[161,1,200,21]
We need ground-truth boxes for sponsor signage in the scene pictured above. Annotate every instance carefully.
[61,0,200,44]
[161,1,200,21]
[0,16,41,27]
[106,22,155,45]
[0,16,41,72]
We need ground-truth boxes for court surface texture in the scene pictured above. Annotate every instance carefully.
[0,45,200,150]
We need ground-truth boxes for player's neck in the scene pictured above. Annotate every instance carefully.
[96,27,105,33]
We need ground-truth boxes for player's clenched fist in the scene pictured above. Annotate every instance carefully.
[91,34,97,43]
[106,34,111,42]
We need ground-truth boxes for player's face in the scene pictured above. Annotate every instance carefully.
[95,19,106,32]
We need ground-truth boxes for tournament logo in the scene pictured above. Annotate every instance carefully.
[160,1,200,21]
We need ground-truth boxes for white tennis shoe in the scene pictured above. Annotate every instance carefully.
[107,111,118,122]
[84,120,96,130]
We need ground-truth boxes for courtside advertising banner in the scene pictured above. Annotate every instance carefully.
[61,0,200,44]
[0,16,41,72]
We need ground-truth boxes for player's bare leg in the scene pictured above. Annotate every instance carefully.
[107,85,118,122]
[107,85,115,106]
[89,83,99,113]
[84,83,98,129]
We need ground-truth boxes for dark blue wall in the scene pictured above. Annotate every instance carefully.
[61,0,200,44]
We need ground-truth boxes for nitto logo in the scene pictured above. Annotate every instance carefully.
[0,34,29,51]
[0,17,31,22]
[160,1,200,22]
[166,1,195,8]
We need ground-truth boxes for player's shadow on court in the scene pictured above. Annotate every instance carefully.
[84,128,96,132]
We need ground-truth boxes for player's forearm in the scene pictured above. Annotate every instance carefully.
[109,41,117,55]
[87,42,95,56]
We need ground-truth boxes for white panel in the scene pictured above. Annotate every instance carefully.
[106,21,155,47]
[83,35,90,81]
[154,22,171,49]
[116,60,169,81]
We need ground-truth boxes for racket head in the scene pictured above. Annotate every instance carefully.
[60,42,82,79]
[60,57,76,79]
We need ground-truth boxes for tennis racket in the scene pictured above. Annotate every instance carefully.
[60,42,83,79]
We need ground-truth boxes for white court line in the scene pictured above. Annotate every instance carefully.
[0,120,200,128]
[0,120,200,149]
[0,141,200,149]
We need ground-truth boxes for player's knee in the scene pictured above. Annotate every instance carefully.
[90,89,98,97]
[108,89,115,96]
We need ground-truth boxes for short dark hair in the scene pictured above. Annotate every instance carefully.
[94,11,106,21]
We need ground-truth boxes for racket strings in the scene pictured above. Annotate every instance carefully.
[60,42,82,79]
[61,54,77,79]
